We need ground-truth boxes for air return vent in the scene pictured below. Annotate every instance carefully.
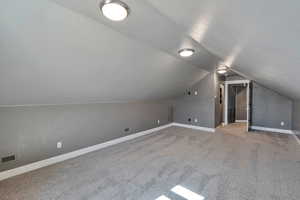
[2,155,15,163]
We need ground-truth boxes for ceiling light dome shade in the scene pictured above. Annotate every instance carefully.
[100,0,129,21]
[217,69,227,74]
[178,48,195,57]
[218,65,227,70]
[217,65,229,74]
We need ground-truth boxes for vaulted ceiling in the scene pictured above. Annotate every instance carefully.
[150,0,300,100]
[1,0,299,105]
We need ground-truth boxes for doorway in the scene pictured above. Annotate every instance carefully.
[227,84,247,123]
[224,80,252,131]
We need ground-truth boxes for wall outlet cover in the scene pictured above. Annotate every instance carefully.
[281,121,285,126]
[194,91,198,95]
[57,142,63,149]
[194,118,198,123]
[157,120,160,124]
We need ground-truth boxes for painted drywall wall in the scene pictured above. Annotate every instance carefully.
[173,72,215,128]
[252,83,292,130]
[0,102,171,172]
[292,101,300,133]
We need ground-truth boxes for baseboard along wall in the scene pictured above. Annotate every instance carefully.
[0,122,215,181]
[251,126,293,134]
[171,123,215,132]
[292,131,300,146]
[0,124,172,181]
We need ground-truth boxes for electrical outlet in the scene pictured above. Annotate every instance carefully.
[194,118,198,123]
[194,91,198,95]
[57,142,63,149]
[157,120,160,124]
[281,121,285,126]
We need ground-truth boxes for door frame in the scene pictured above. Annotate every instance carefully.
[224,80,251,129]
[220,84,225,125]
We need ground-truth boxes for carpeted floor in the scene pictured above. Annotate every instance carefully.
[0,123,300,200]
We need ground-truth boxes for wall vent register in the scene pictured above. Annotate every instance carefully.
[2,155,16,163]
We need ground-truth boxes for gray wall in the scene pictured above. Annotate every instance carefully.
[292,101,300,133]
[0,102,171,172]
[173,72,215,128]
[252,83,292,130]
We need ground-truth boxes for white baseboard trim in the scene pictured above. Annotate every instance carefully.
[235,120,247,123]
[171,123,215,132]
[251,126,293,134]
[292,131,300,146]
[0,123,173,182]
[293,130,300,135]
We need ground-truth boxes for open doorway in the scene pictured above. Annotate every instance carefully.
[224,80,251,131]
[227,83,247,123]
[215,70,252,132]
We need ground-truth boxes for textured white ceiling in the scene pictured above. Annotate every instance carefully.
[149,0,300,100]
[1,0,299,105]
[0,0,212,105]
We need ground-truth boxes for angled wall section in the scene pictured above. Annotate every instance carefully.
[252,83,292,130]
[172,72,216,128]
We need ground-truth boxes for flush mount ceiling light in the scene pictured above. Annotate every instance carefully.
[178,48,195,57]
[217,69,227,74]
[100,0,129,21]
[217,65,229,74]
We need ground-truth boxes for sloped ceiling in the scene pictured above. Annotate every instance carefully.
[0,0,217,105]
[1,0,299,105]
[149,0,300,100]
